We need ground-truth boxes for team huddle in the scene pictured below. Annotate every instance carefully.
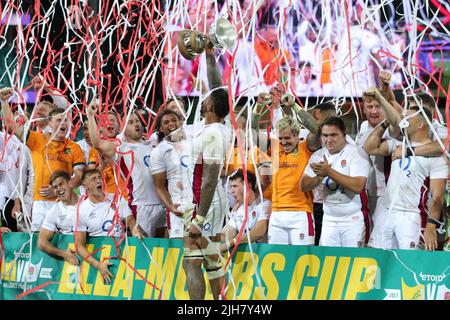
[0,62,448,299]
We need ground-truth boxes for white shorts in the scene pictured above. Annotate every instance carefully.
[184,200,227,237]
[31,200,57,232]
[268,211,314,245]
[368,208,423,250]
[320,212,369,248]
[136,204,166,238]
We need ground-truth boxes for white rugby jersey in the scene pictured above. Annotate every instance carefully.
[304,143,371,219]
[381,142,448,214]
[150,138,194,207]
[228,198,270,243]
[118,139,162,206]
[301,128,355,203]
[191,122,228,206]
[77,194,132,237]
[356,120,392,198]
[41,201,76,234]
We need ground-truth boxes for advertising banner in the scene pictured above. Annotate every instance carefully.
[1,233,449,300]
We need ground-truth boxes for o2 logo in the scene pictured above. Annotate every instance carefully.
[102,220,122,233]
[180,155,188,168]
[324,177,345,194]
[143,155,151,168]
[399,157,412,177]
[325,177,339,191]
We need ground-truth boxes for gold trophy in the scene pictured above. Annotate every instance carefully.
[177,16,237,60]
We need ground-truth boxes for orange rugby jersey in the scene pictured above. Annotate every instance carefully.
[225,145,271,175]
[271,140,313,212]
[88,148,128,198]
[26,131,85,201]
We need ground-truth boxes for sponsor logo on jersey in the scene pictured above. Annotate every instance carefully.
[102,220,121,233]
[64,148,71,154]
[410,241,416,249]
[279,162,299,169]
[203,223,211,231]
[341,159,347,167]
[299,233,304,240]
[180,155,189,168]
[251,211,256,219]
[143,155,151,168]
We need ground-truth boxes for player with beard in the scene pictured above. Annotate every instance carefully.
[87,103,165,237]
[364,91,447,251]
[302,117,371,247]
[87,106,128,197]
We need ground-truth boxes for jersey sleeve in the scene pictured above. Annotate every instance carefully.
[75,202,88,232]
[257,200,271,221]
[349,148,371,178]
[71,143,86,169]
[300,140,313,158]
[386,139,399,154]
[202,128,225,164]
[228,211,239,231]
[88,148,99,166]
[41,205,59,232]
[430,157,448,180]
[150,145,166,175]
[26,131,40,150]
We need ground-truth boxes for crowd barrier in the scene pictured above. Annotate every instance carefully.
[0,233,448,300]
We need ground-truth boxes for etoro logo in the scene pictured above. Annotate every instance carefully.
[419,272,445,283]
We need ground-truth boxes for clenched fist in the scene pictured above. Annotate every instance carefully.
[379,71,391,87]
[0,87,13,101]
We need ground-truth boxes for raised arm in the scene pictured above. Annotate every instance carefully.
[364,87,402,138]
[32,76,69,109]
[86,102,115,159]
[291,101,319,135]
[363,121,391,156]
[0,87,25,140]
[205,45,223,89]
[378,71,403,114]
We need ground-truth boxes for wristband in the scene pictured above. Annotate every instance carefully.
[380,121,388,130]
[193,214,205,227]
[292,103,302,114]
[406,147,415,157]
[426,218,440,227]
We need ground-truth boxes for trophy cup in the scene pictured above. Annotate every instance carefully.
[177,17,237,60]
